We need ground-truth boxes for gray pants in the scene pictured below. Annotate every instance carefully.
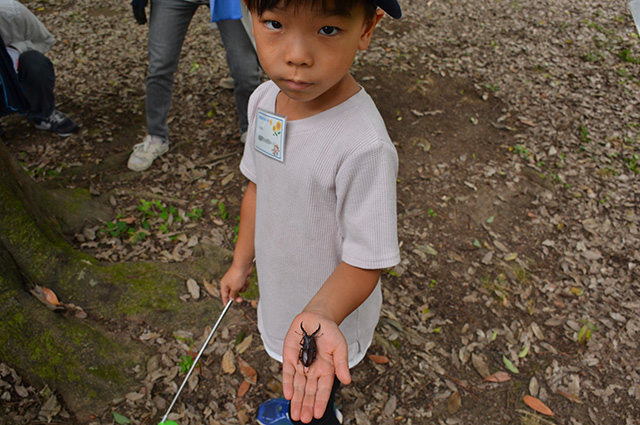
[146,0,260,140]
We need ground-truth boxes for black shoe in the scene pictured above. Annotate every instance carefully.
[34,110,78,137]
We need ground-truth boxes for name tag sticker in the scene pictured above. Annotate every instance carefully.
[255,109,286,162]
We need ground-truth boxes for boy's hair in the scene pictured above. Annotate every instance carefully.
[245,0,379,22]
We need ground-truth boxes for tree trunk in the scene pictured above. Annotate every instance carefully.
[0,142,232,421]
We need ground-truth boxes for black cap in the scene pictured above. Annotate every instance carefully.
[376,0,402,18]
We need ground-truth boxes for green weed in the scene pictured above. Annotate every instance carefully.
[579,125,591,143]
[618,48,640,64]
[212,200,229,219]
[512,145,531,160]
[101,199,203,243]
[577,319,599,345]
[583,51,604,63]
[178,354,196,373]
[624,154,639,174]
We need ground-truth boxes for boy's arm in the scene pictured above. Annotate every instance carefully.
[220,181,256,304]
[304,262,381,324]
[282,262,381,423]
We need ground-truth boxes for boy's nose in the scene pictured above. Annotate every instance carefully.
[284,36,313,67]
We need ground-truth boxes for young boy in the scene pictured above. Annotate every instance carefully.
[220,1,401,424]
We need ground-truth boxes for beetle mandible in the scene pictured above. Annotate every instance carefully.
[298,322,321,368]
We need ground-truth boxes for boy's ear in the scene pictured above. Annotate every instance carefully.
[358,8,385,51]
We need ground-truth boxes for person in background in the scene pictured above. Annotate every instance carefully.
[127,0,261,172]
[0,0,78,137]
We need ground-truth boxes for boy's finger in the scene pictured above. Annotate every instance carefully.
[302,373,319,419]
[313,373,333,419]
[289,369,307,421]
[333,345,351,385]
[220,288,229,305]
[282,360,296,400]
[301,376,318,423]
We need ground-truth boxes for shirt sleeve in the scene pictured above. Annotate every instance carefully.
[8,2,55,54]
[239,85,261,184]
[336,139,400,270]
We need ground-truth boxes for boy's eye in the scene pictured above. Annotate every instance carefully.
[265,20,283,30]
[319,26,339,36]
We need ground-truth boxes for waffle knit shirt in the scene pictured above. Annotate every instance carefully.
[240,80,400,368]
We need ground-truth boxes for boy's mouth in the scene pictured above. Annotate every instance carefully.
[283,79,312,91]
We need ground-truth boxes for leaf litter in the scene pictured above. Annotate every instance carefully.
[1,0,639,424]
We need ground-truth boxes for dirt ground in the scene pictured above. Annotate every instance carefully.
[1,0,639,424]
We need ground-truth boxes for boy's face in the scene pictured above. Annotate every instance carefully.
[251,1,383,113]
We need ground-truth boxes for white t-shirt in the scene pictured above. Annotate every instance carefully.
[240,80,400,367]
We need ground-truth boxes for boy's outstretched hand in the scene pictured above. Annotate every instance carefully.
[282,312,351,423]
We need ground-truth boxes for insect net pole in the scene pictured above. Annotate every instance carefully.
[160,299,233,424]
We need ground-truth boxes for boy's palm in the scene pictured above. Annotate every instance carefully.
[282,314,351,423]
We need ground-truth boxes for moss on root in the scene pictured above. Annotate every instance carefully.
[0,143,233,419]
[0,287,146,412]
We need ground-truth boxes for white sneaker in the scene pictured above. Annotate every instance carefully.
[240,131,247,144]
[127,135,169,171]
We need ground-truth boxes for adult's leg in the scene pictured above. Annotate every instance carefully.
[145,0,199,141]
[17,50,55,122]
[216,17,261,134]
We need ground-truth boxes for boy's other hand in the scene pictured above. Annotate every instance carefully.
[282,312,351,423]
[220,263,253,304]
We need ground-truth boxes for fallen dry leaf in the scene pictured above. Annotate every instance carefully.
[125,392,144,402]
[448,391,462,414]
[42,286,61,306]
[471,353,490,378]
[203,278,220,298]
[38,394,60,422]
[235,334,253,354]
[221,173,234,186]
[68,304,88,319]
[523,395,554,416]
[558,390,583,404]
[518,117,536,127]
[237,408,249,425]
[238,357,257,384]
[29,286,63,310]
[529,377,539,396]
[186,278,200,299]
[237,379,251,398]
[221,350,236,374]
[483,371,511,383]
[14,385,28,398]
[368,354,390,364]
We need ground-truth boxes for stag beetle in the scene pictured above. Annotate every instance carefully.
[298,322,321,368]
